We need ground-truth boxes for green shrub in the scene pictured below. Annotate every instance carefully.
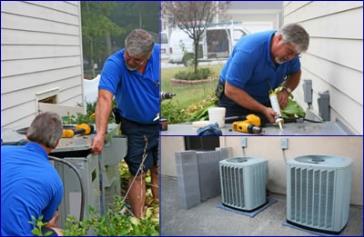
[60,197,159,236]
[161,94,218,124]
[182,53,194,67]
[174,68,212,81]
[161,100,187,124]
[32,160,159,236]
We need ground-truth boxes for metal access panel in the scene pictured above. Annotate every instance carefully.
[99,136,127,212]
[102,135,127,166]
[196,150,222,201]
[175,151,201,209]
[287,155,352,233]
[54,152,101,227]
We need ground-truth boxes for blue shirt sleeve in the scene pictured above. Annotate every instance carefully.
[42,182,64,221]
[98,59,122,95]
[225,50,256,90]
[287,56,301,74]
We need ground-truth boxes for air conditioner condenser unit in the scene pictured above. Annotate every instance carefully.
[219,157,268,211]
[287,155,352,233]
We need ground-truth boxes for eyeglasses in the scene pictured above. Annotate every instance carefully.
[284,43,300,58]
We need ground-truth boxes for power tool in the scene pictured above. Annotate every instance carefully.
[232,114,262,134]
[62,123,93,138]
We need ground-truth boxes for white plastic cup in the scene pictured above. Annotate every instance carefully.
[208,107,226,128]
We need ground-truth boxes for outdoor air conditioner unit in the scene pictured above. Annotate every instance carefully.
[219,157,268,211]
[287,155,352,233]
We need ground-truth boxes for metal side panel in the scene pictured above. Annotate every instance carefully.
[175,151,201,209]
[332,166,352,231]
[244,163,267,210]
[101,136,127,166]
[196,151,221,201]
[55,154,100,227]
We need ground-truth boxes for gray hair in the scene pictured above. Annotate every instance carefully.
[278,23,309,52]
[124,29,154,56]
[26,112,63,149]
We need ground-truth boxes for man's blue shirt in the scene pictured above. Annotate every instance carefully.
[220,31,301,104]
[1,142,64,236]
[99,44,160,124]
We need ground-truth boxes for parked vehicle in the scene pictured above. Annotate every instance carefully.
[168,22,250,64]
[161,31,169,60]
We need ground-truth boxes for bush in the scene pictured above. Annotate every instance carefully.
[32,160,159,236]
[182,53,194,67]
[161,94,218,124]
[185,94,218,122]
[161,100,187,124]
[174,68,212,81]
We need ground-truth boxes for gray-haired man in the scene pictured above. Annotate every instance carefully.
[92,29,160,218]
[217,23,309,123]
[1,112,64,236]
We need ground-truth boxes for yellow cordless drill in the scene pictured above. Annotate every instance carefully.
[62,123,93,138]
[232,114,262,134]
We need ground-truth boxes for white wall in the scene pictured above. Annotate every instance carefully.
[283,1,363,134]
[161,136,185,177]
[1,1,84,129]
[161,136,363,206]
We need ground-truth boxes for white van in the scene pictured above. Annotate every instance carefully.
[168,22,250,64]
[161,31,169,60]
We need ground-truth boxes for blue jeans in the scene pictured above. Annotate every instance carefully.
[120,117,159,176]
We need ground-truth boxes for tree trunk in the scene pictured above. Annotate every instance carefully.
[194,41,198,73]
[105,31,112,57]
[90,38,95,78]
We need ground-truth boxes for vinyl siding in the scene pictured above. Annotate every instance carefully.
[283,1,363,134]
[1,1,83,128]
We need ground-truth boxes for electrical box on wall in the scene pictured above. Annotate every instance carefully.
[318,91,330,121]
[281,138,289,150]
[302,79,313,105]
[240,137,248,148]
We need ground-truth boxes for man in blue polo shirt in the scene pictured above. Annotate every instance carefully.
[1,112,64,236]
[92,29,159,218]
[217,23,309,123]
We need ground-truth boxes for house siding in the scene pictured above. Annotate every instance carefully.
[283,1,363,134]
[1,1,84,128]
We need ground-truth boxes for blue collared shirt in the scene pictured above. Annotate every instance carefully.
[220,31,301,104]
[1,142,63,236]
[99,44,160,124]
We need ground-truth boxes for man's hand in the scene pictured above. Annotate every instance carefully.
[91,133,105,154]
[277,90,289,108]
[262,107,277,123]
[46,211,59,228]
[92,89,113,154]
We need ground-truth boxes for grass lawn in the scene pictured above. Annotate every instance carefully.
[161,64,224,108]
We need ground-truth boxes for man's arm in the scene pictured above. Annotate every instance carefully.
[224,82,276,123]
[278,70,301,108]
[91,89,113,154]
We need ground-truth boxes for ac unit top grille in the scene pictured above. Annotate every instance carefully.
[290,155,352,169]
[220,156,266,167]
[227,157,248,163]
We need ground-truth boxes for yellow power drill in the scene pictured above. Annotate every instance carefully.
[62,123,93,138]
[232,114,262,134]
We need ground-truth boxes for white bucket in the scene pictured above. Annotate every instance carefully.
[208,107,226,128]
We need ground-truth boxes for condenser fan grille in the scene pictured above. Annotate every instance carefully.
[289,168,335,228]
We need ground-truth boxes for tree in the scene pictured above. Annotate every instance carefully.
[81,2,160,78]
[81,2,125,78]
[163,1,229,73]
